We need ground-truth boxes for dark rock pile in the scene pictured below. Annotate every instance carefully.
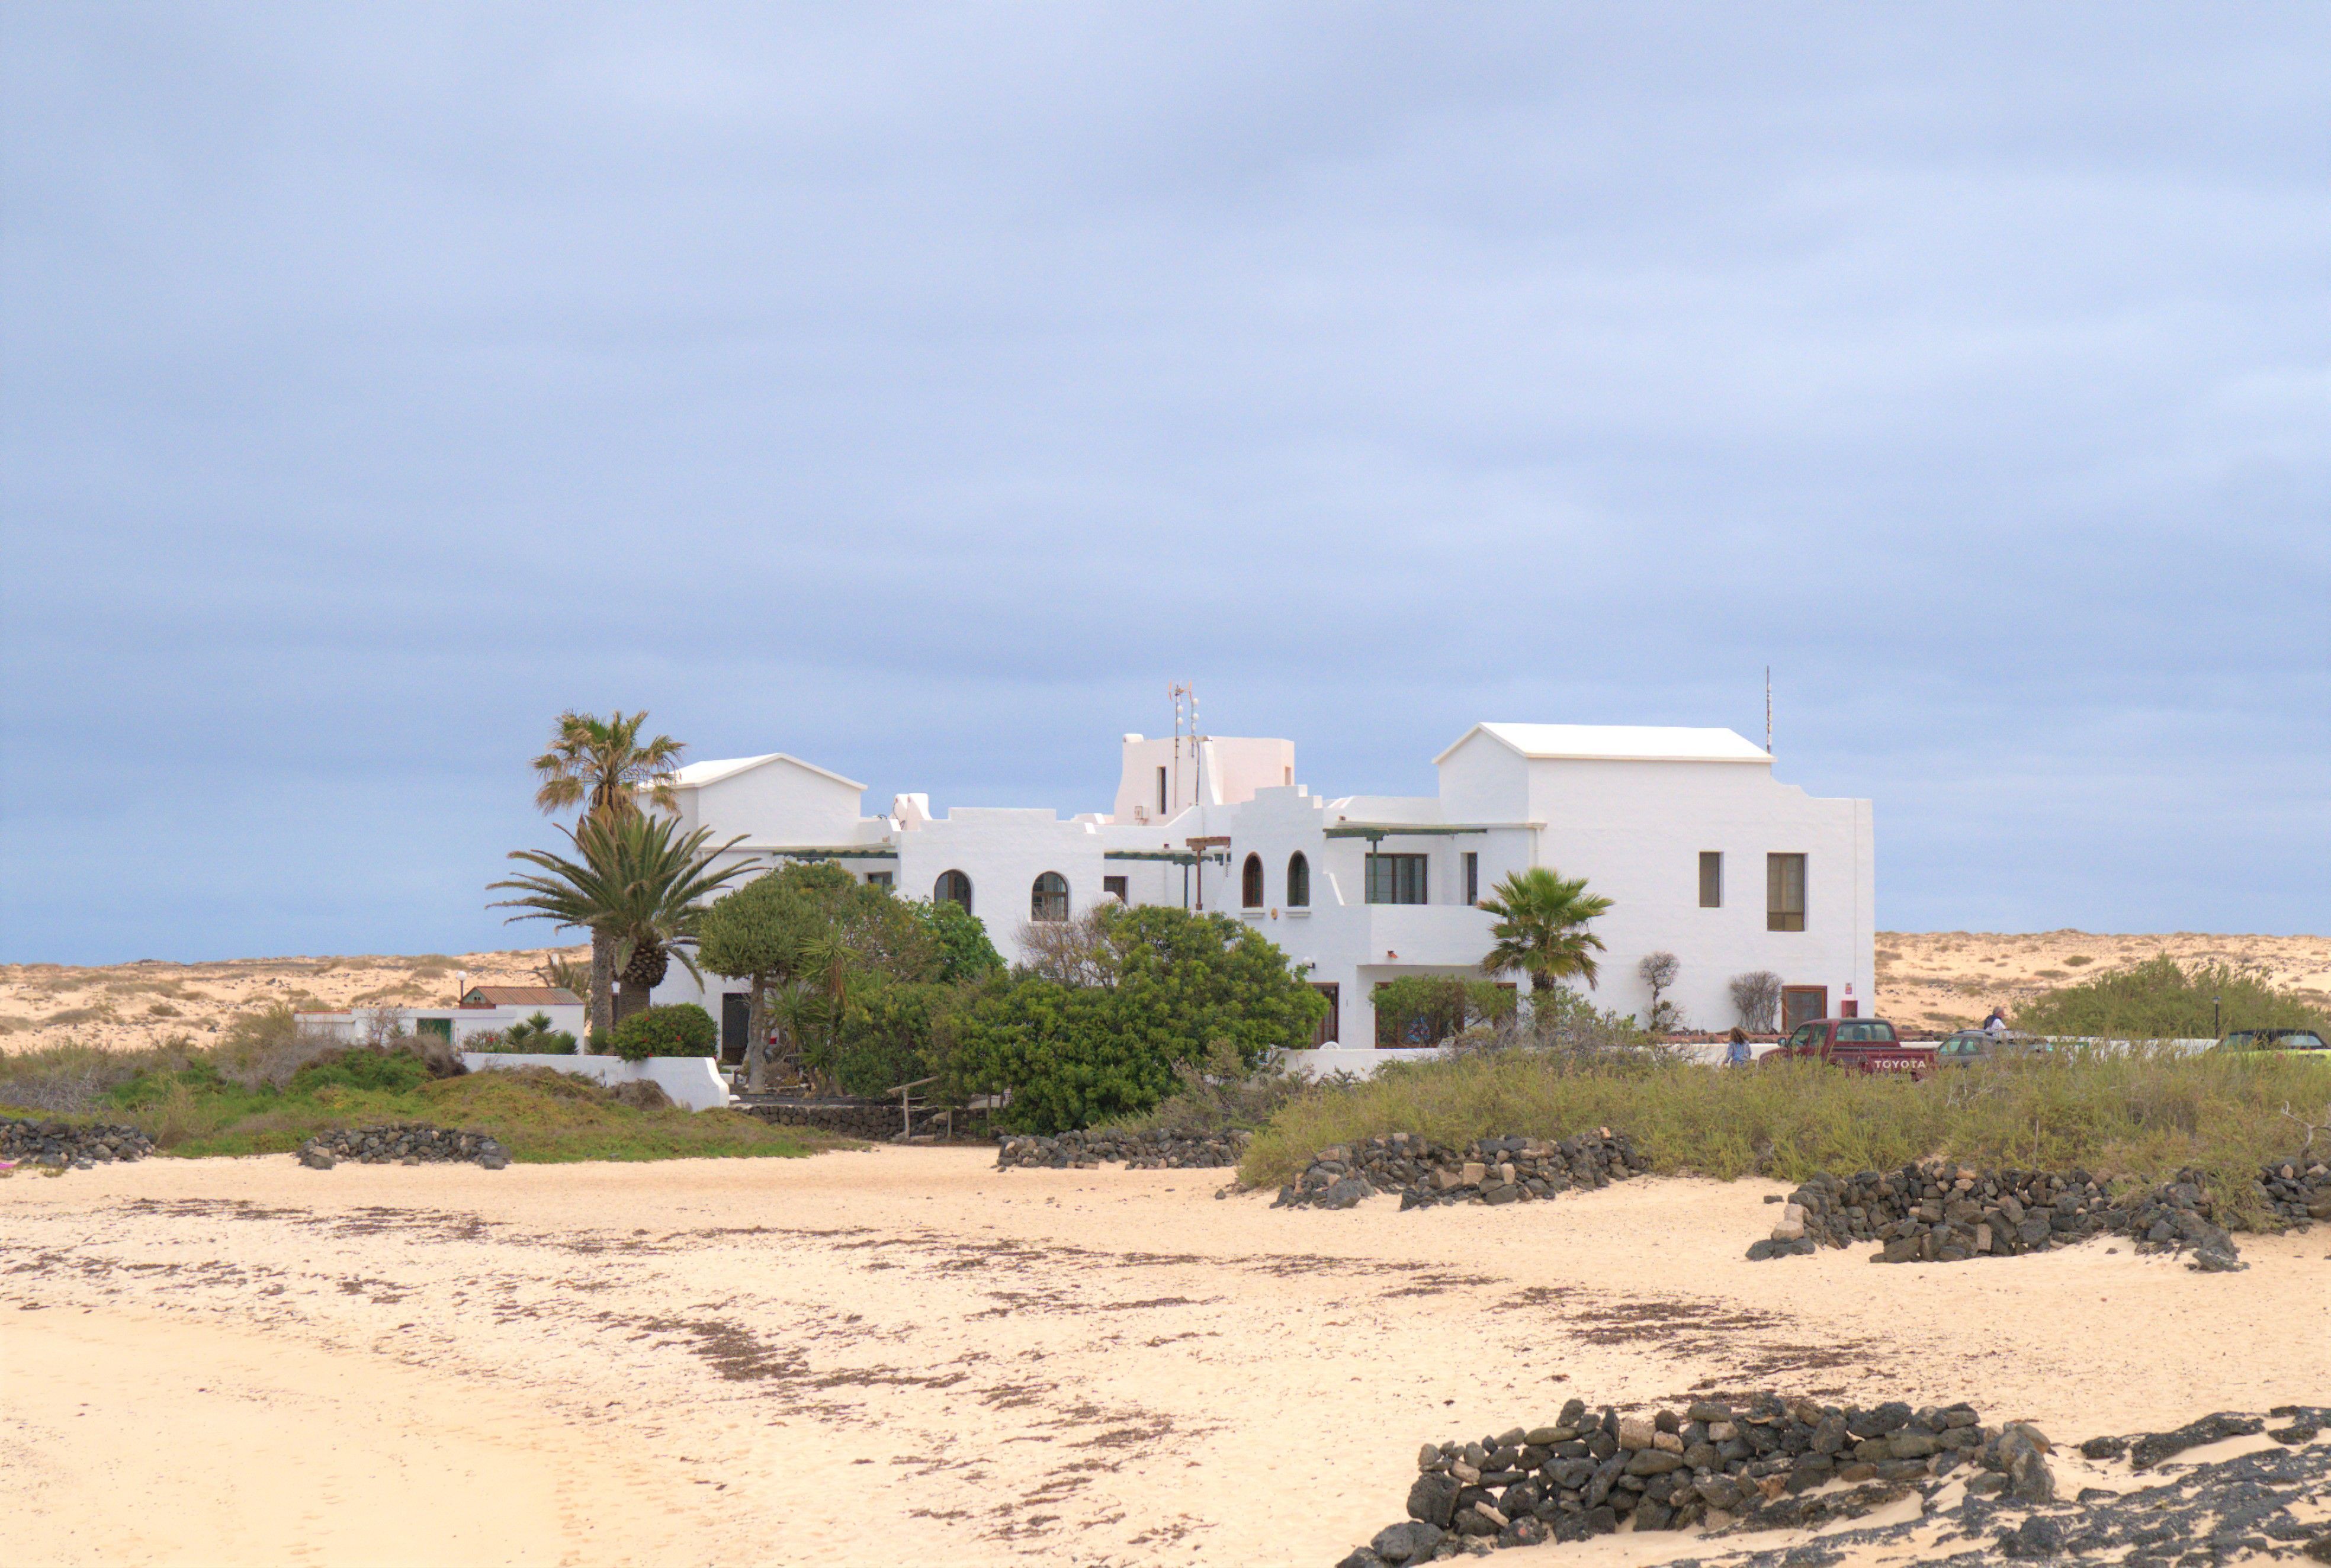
[1338,1391,2024,1564]
[1,1116,155,1169]
[297,1124,510,1169]
[994,1128,1251,1170]
[2256,1153,2331,1224]
[1750,1159,2253,1271]
[741,1098,910,1140]
[1273,1130,1650,1211]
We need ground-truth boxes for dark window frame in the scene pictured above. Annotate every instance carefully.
[1463,851,1479,906]
[1286,852,1310,908]
[935,869,973,914]
[1101,874,1128,902]
[1364,852,1428,905]
[1240,852,1264,908]
[1766,852,1806,931]
[1699,851,1722,908]
[1030,871,1069,923]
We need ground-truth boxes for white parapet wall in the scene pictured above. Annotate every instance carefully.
[458,1053,734,1111]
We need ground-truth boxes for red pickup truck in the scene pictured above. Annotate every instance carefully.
[1762,1017,1936,1079]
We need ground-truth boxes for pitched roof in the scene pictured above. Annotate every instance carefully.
[1435,723,1770,766]
[460,986,583,1008]
[662,753,868,792]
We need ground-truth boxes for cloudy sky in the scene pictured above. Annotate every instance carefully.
[3,4,2326,963]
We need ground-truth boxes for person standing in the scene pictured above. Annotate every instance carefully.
[1982,1007,2008,1036]
[1725,1026,1753,1066]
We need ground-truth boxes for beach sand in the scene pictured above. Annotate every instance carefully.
[4,1148,2324,1566]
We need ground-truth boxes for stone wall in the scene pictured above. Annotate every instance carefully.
[995,1129,1251,1169]
[1751,1153,2331,1270]
[1,1116,155,1169]
[1340,1399,2331,1567]
[297,1124,509,1169]
[1340,1390,2032,1564]
[740,1099,919,1140]
[1273,1130,1650,1211]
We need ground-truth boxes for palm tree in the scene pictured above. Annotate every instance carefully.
[489,813,754,1027]
[529,711,686,1035]
[1479,867,1614,995]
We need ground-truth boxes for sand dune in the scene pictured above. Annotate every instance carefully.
[7,931,2326,1054]
[4,1149,2324,1566]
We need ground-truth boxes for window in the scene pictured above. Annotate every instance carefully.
[865,870,893,890]
[935,870,973,913]
[1767,853,1806,931]
[1030,872,1068,923]
[1309,982,1339,1046]
[1781,985,1828,1030]
[1364,853,1427,905]
[1699,852,1722,908]
[1836,1021,1898,1043]
[1463,852,1479,906]
[1102,875,1128,902]
[1157,766,1168,816]
[1240,853,1264,908]
[1286,852,1309,907]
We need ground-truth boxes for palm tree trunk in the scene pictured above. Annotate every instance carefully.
[588,930,615,1040]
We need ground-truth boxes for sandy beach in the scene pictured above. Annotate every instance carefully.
[4,1147,2324,1566]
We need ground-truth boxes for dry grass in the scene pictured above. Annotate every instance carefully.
[1238,1046,2331,1226]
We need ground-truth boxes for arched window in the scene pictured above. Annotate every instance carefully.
[1286,852,1310,908]
[935,870,973,914]
[1241,853,1264,908]
[1030,872,1069,923]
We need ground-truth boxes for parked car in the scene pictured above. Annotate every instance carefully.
[1934,1030,2050,1066]
[2216,1028,2330,1058]
[1761,1017,1937,1078]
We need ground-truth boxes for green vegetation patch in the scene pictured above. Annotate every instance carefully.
[1239,1046,2331,1226]
[2015,955,2327,1039]
[4,1045,835,1164]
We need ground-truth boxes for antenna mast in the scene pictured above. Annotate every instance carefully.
[1764,667,1773,757]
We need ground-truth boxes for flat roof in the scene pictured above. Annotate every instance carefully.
[1437,722,1770,766]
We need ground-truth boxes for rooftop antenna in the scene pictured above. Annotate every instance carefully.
[1765,667,1773,757]
[1167,680,1191,817]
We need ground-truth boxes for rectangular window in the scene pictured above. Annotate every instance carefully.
[1364,853,1428,905]
[1767,853,1806,931]
[1310,982,1339,1046]
[865,870,893,889]
[1463,852,1479,906]
[1699,852,1722,908]
[1156,766,1168,815]
[1102,875,1128,902]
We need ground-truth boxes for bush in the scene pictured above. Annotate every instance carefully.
[607,1003,718,1061]
[467,1012,579,1055]
[1729,970,1781,1032]
[948,906,1325,1132]
[829,982,955,1096]
[2015,955,2327,1039]
[1106,1039,1321,1135]
[1372,975,1516,1045]
[287,1046,437,1097]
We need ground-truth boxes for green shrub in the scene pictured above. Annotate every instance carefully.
[948,907,1325,1132]
[288,1046,435,1096]
[1372,975,1517,1045]
[830,982,955,1096]
[608,1003,718,1061]
[919,897,1004,983]
[469,1012,579,1055]
[2015,956,2328,1039]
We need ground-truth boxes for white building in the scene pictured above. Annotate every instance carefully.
[647,723,1873,1069]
